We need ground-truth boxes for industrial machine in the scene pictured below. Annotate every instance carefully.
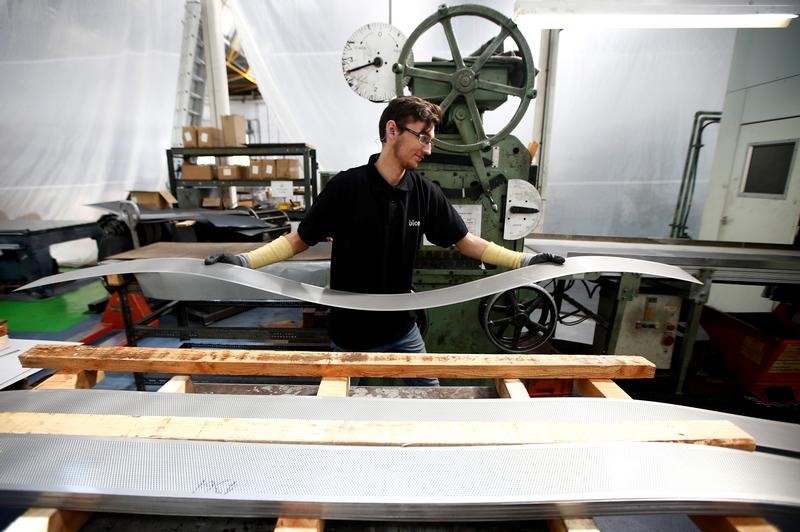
[343,4,553,353]
[400,5,553,353]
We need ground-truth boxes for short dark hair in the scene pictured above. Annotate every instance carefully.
[378,96,443,142]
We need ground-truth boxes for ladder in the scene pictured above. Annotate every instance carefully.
[171,0,206,147]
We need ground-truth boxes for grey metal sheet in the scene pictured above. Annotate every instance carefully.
[0,340,78,390]
[17,256,700,310]
[526,234,800,284]
[2,390,797,454]
[0,435,797,520]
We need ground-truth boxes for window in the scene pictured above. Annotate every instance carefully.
[741,141,796,198]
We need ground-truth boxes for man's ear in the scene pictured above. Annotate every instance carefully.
[387,120,397,137]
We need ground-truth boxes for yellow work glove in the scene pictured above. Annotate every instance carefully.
[480,242,565,269]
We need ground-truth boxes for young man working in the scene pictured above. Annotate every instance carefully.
[206,96,564,385]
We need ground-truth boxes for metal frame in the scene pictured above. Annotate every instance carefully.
[166,143,319,216]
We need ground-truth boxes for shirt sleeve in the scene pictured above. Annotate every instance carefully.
[423,181,468,248]
[297,172,343,245]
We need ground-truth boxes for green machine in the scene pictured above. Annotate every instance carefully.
[342,4,558,354]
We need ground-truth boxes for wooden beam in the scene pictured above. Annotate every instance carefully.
[283,376,349,531]
[317,377,349,397]
[274,517,325,532]
[33,370,104,390]
[157,375,194,394]
[3,508,91,532]
[691,516,779,532]
[0,412,755,450]
[20,345,656,380]
[573,379,632,399]
[495,378,530,399]
[547,518,600,532]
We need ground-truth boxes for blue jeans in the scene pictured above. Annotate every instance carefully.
[332,324,440,387]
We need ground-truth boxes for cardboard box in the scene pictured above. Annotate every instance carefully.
[181,127,197,148]
[196,127,222,148]
[127,190,178,210]
[216,165,243,180]
[263,159,276,178]
[202,197,223,209]
[181,164,215,180]
[275,159,289,178]
[237,199,254,208]
[221,114,247,147]
[276,159,302,179]
[288,159,301,180]
[245,160,264,180]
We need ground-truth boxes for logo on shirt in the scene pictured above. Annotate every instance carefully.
[408,219,421,227]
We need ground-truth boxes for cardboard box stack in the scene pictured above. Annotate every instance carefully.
[180,115,246,148]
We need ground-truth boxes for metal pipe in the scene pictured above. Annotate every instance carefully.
[670,111,721,238]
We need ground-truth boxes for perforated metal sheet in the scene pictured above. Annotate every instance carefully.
[0,435,797,519]
[3,390,797,454]
[17,256,700,309]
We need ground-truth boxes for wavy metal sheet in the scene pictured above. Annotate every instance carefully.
[0,435,797,519]
[18,256,700,310]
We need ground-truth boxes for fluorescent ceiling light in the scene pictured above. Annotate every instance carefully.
[514,1,800,28]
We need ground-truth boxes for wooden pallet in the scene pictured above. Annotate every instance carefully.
[3,345,780,532]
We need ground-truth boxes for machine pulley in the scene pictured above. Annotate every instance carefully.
[480,284,558,353]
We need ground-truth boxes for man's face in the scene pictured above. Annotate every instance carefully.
[392,120,434,170]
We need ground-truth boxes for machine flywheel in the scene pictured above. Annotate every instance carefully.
[480,284,557,353]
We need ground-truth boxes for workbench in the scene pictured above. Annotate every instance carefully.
[2,344,796,531]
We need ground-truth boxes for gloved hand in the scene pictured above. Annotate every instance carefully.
[204,252,247,266]
[521,252,565,266]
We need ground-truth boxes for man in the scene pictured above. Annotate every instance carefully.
[205,96,563,385]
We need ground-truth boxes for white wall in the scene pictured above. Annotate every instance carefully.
[699,20,800,312]
[700,21,800,241]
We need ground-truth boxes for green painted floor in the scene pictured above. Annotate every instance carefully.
[0,280,107,333]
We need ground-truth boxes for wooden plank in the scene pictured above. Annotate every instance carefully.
[33,370,104,390]
[547,517,600,532]
[274,517,325,532]
[0,412,755,450]
[573,379,632,399]
[691,516,779,532]
[20,345,656,380]
[317,377,349,397]
[3,508,91,532]
[157,375,194,394]
[495,378,530,399]
[281,376,347,532]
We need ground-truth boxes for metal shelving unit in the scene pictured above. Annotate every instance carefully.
[166,143,319,217]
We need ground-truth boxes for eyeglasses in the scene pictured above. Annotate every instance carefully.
[397,124,433,146]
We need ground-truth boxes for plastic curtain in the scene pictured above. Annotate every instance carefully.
[0,0,183,222]
[542,28,735,237]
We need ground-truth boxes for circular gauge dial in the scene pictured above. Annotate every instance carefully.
[342,22,407,102]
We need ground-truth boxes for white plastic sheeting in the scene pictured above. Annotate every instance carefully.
[0,0,183,222]
[0,0,734,241]
[541,28,735,237]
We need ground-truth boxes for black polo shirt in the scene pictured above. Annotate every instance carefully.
[298,154,468,350]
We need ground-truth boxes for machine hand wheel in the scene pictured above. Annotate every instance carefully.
[393,4,536,153]
[480,284,557,353]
